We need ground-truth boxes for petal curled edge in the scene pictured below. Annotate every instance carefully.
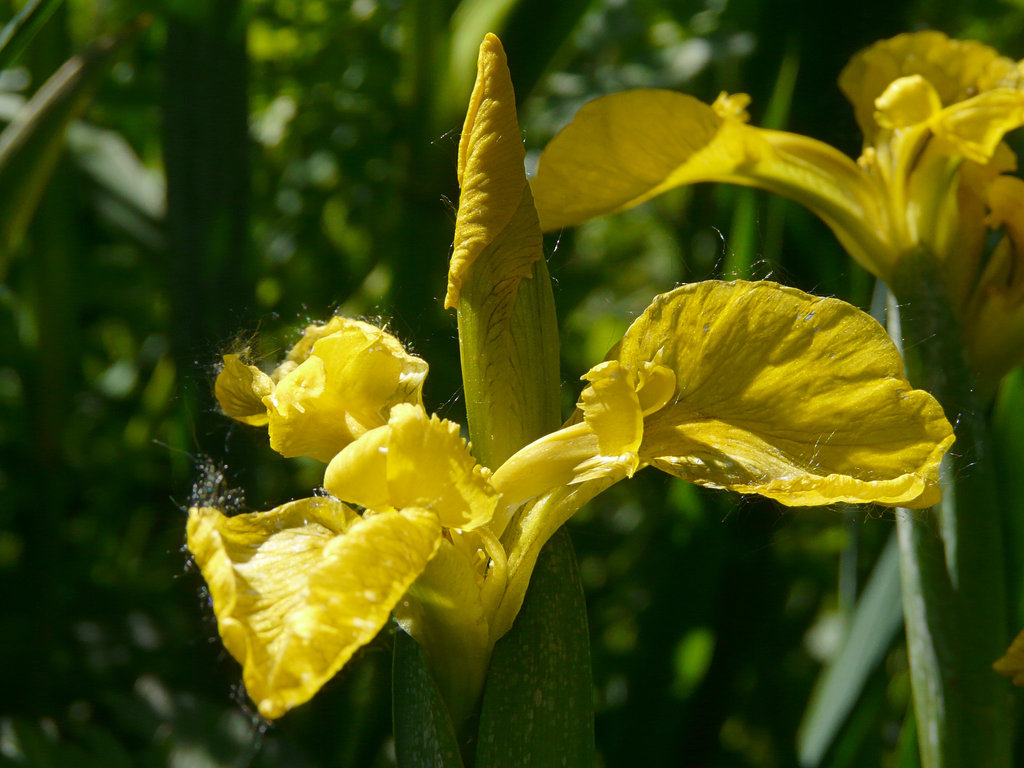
[324,403,499,531]
[186,498,441,719]
[839,31,1022,143]
[215,354,274,426]
[264,318,428,462]
[530,89,886,275]
[447,33,533,309]
[994,628,1024,686]
[612,281,954,508]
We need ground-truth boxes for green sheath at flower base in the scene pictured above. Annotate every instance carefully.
[448,32,560,468]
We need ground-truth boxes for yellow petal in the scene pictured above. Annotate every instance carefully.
[930,88,1024,165]
[490,359,661,513]
[963,175,1024,379]
[280,316,350,370]
[575,361,644,480]
[265,319,428,462]
[612,281,954,507]
[994,628,1024,686]
[266,356,361,462]
[874,75,943,130]
[186,498,441,719]
[393,536,491,724]
[214,354,274,426]
[839,31,1021,142]
[530,89,887,276]
[532,89,725,231]
[447,33,534,309]
[324,403,499,530]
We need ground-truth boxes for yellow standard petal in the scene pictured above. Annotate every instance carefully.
[186,497,441,719]
[612,281,954,507]
[324,403,499,531]
[994,628,1024,686]
[264,318,428,462]
[839,31,1022,143]
[214,353,275,426]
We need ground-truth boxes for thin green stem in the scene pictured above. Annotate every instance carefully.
[888,249,1011,768]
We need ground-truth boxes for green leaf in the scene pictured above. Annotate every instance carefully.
[797,532,903,766]
[392,630,466,768]
[993,367,1024,628]
[0,16,144,271]
[475,527,595,768]
[0,0,63,71]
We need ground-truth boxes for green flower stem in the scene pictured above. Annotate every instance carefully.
[889,249,1011,768]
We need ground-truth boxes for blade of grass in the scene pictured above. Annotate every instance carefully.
[0,0,63,70]
[797,532,903,766]
[0,16,145,270]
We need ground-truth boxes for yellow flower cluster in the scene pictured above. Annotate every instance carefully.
[532,31,1024,382]
[187,34,954,722]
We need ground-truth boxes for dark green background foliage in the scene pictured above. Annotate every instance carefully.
[2,0,1023,765]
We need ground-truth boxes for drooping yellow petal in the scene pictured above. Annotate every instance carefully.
[612,281,953,507]
[531,89,888,276]
[214,354,274,426]
[839,31,1022,143]
[994,628,1024,686]
[186,498,441,719]
[324,403,499,531]
[449,34,561,468]
[263,318,428,462]
[532,89,725,230]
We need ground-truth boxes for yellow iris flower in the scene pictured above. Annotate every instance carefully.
[531,30,1024,382]
[186,34,953,723]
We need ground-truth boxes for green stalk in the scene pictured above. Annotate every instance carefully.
[888,248,1011,768]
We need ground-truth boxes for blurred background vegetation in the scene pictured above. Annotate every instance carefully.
[2,0,1024,765]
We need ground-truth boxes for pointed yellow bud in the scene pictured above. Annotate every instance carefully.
[447,33,537,309]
